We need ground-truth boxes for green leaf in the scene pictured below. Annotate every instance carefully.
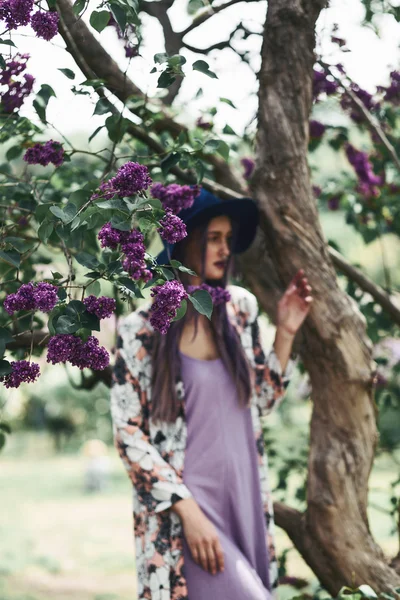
[80,311,100,331]
[118,277,144,298]
[154,52,169,64]
[75,252,100,269]
[0,422,11,434]
[86,280,101,297]
[171,299,187,322]
[6,145,23,161]
[0,55,5,69]
[58,68,76,80]
[0,249,20,268]
[109,3,127,34]
[159,267,174,280]
[4,236,34,253]
[222,124,237,135]
[105,114,129,143]
[138,217,154,233]
[73,0,86,15]
[56,315,80,334]
[93,98,111,116]
[189,289,213,319]
[90,10,110,32]
[33,84,56,124]
[160,152,181,176]
[0,360,12,377]
[193,60,218,79]
[0,328,14,345]
[217,140,230,161]
[194,159,205,183]
[168,54,186,68]
[58,288,67,301]
[170,259,182,268]
[178,265,197,276]
[0,432,5,451]
[157,69,176,88]
[50,206,67,221]
[205,139,220,151]
[95,198,128,211]
[220,97,236,108]
[37,220,54,243]
[0,39,16,47]
[88,125,104,143]
[110,214,131,231]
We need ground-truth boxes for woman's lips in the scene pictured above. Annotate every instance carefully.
[214,261,226,269]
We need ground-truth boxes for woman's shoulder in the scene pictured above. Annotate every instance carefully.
[118,300,153,340]
[227,284,258,322]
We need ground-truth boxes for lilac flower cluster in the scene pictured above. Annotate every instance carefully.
[327,195,341,211]
[4,282,58,315]
[313,69,338,101]
[379,71,400,106]
[188,283,231,307]
[91,162,152,201]
[47,334,110,370]
[31,11,59,41]
[97,223,151,281]
[83,295,116,319]
[0,54,34,113]
[240,157,255,180]
[0,0,58,40]
[150,281,188,334]
[309,120,326,139]
[0,0,33,29]
[151,183,200,215]
[23,140,65,167]
[110,162,152,197]
[157,209,187,244]
[345,144,384,197]
[340,83,379,124]
[0,360,40,388]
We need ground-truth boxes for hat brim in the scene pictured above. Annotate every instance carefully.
[155,198,259,266]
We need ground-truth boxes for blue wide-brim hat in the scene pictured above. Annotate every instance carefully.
[155,187,259,265]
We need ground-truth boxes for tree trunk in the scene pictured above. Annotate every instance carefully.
[240,0,400,593]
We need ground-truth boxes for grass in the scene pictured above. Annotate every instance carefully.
[0,432,398,600]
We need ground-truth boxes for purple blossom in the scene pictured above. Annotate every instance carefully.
[47,334,82,364]
[33,282,58,312]
[309,120,326,139]
[97,222,128,249]
[31,10,59,41]
[188,283,231,307]
[313,69,338,101]
[150,280,188,334]
[69,336,110,371]
[196,115,213,130]
[151,183,200,215]
[0,55,34,113]
[0,53,29,85]
[109,161,152,197]
[157,209,187,243]
[47,334,109,370]
[312,185,322,198]
[0,360,40,388]
[23,140,64,167]
[327,195,341,211]
[381,71,400,105]
[0,0,34,29]
[345,143,384,196]
[90,181,116,202]
[4,282,36,314]
[121,229,148,280]
[331,35,346,47]
[4,282,58,315]
[83,295,116,319]
[240,157,255,180]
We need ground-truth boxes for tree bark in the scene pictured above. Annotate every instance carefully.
[244,0,400,593]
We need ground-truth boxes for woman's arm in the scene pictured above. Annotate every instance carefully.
[111,322,192,514]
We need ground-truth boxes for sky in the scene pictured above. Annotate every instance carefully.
[6,0,400,150]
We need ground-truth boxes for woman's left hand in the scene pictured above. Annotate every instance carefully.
[276,269,313,337]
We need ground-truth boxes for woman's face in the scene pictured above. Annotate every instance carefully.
[186,215,233,282]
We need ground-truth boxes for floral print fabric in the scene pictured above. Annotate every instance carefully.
[110,284,295,600]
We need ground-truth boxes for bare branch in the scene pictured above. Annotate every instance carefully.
[328,246,400,327]
[179,0,259,38]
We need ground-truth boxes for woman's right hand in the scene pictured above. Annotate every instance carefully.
[171,497,224,575]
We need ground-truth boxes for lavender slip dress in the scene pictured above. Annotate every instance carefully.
[179,351,272,600]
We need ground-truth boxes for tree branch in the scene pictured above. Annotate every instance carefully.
[179,0,259,38]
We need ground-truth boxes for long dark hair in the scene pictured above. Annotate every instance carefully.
[150,219,253,423]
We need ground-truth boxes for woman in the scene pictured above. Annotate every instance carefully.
[110,188,312,600]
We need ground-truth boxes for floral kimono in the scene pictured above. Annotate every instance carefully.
[110,284,294,600]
